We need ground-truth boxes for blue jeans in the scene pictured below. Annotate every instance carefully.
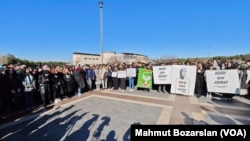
[129,77,134,89]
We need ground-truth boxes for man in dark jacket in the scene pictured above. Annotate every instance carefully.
[73,65,85,96]
[38,65,52,107]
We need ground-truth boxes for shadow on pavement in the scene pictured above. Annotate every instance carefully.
[181,112,207,125]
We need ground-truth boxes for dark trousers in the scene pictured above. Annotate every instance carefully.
[107,77,113,88]
[120,78,126,90]
[40,84,50,107]
[25,91,34,109]
[112,77,119,90]
[195,77,204,96]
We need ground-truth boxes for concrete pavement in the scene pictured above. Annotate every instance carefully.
[0,88,250,140]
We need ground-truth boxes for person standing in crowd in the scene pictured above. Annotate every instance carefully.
[85,65,95,91]
[112,65,119,90]
[233,62,241,83]
[22,67,36,111]
[156,63,167,93]
[0,68,12,116]
[244,60,250,96]
[38,65,52,108]
[50,67,64,104]
[226,61,233,69]
[140,64,152,93]
[119,65,127,91]
[62,67,77,97]
[8,68,22,116]
[195,61,205,97]
[220,62,226,70]
[32,67,41,106]
[100,64,107,89]
[94,65,102,90]
[73,64,85,96]
[105,64,113,89]
[185,60,191,66]
[0,67,5,116]
[103,64,110,90]
[68,65,78,92]
[127,64,136,91]
[204,64,214,99]
[224,61,229,68]
[58,66,67,97]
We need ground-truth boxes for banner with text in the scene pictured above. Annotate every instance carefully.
[136,68,153,89]
[206,70,240,94]
[170,65,197,96]
[153,66,172,84]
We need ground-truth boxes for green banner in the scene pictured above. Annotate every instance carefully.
[136,68,153,89]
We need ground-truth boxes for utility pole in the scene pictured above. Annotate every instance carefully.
[98,1,104,64]
[208,45,210,58]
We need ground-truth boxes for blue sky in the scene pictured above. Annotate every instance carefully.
[0,0,249,62]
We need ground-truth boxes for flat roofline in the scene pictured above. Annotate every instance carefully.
[104,51,116,54]
[73,52,100,56]
[120,52,147,57]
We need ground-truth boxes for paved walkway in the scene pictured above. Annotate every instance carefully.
[0,89,250,140]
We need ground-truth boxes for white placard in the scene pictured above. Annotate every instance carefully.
[117,70,127,78]
[111,72,117,77]
[152,66,172,84]
[170,65,197,96]
[126,68,136,77]
[206,70,240,94]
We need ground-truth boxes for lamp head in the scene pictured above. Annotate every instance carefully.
[98,1,103,8]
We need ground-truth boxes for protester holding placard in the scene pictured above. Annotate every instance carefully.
[118,65,127,91]
[127,64,136,91]
[156,63,167,93]
[136,64,152,93]
[195,61,205,97]
[174,67,191,95]
[204,64,214,99]
[112,66,119,90]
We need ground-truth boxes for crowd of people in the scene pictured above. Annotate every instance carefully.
[0,59,250,119]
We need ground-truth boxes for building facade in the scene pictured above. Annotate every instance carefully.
[72,52,149,65]
[108,52,149,64]
[72,52,100,66]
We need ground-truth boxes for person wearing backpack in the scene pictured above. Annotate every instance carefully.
[22,67,36,111]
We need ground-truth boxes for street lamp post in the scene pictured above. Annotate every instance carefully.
[98,1,104,64]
